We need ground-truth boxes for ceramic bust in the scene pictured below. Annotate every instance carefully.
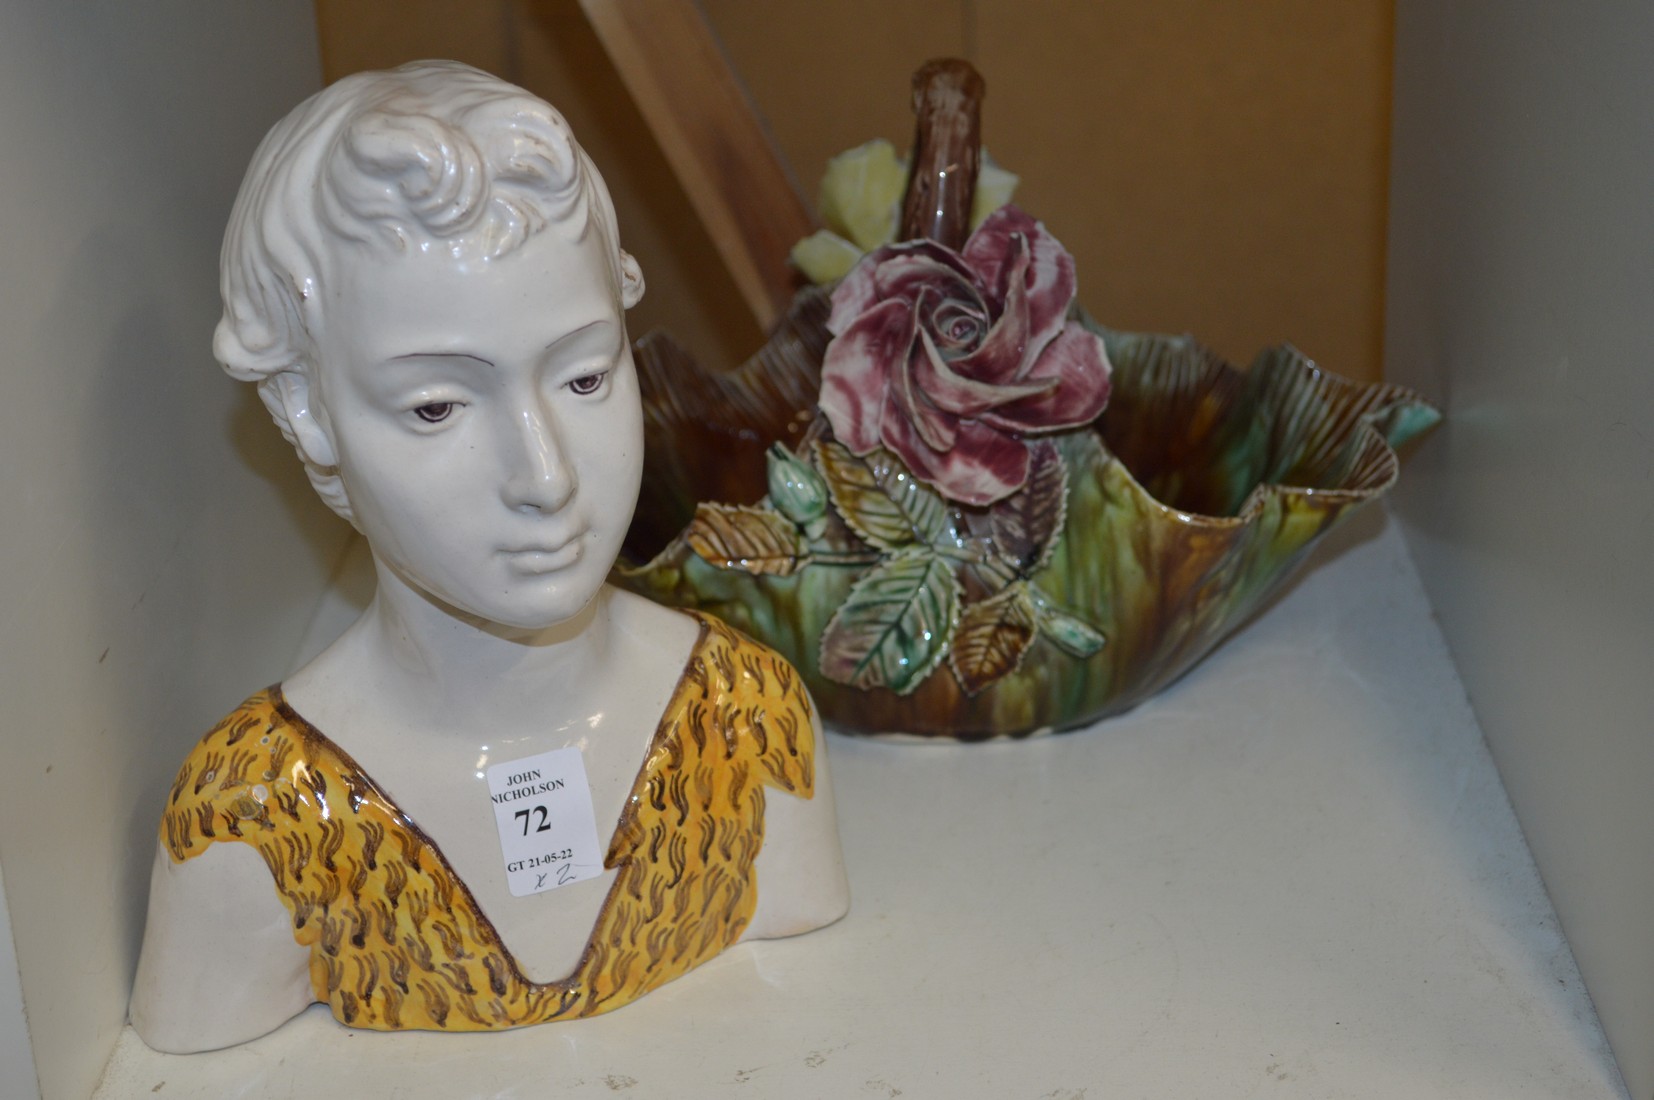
[129,61,849,1053]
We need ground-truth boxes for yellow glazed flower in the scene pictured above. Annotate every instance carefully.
[790,139,1020,284]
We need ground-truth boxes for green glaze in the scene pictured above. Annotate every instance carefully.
[617,291,1438,739]
[819,549,961,694]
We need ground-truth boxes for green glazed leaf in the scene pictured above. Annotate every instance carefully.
[819,550,961,695]
[989,439,1068,574]
[1037,605,1107,658]
[949,585,1038,696]
[686,503,805,576]
[817,441,951,550]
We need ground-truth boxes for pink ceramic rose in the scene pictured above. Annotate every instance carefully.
[819,205,1111,505]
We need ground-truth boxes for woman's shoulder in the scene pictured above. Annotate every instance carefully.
[166,689,287,800]
[606,587,803,673]
[694,612,810,702]
[606,588,804,684]
[604,586,700,649]
[159,688,324,863]
[645,608,818,799]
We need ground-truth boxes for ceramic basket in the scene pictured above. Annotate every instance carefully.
[615,59,1436,740]
[615,286,1436,739]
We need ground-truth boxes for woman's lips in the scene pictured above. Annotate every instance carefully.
[499,536,585,574]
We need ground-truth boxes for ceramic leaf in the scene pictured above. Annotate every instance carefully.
[789,138,1020,285]
[949,585,1039,695]
[816,139,907,252]
[816,441,951,550]
[988,438,1068,574]
[819,550,960,694]
[791,230,866,285]
[685,504,806,576]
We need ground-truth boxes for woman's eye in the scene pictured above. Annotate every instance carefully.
[413,402,455,423]
[568,372,606,396]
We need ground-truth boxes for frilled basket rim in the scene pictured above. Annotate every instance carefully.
[619,287,1439,567]
[614,287,1439,738]
[1086,322,1439,531]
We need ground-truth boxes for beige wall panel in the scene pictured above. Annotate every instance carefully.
[704,1,1390,381]
[983,1,1391,381]
[315,0,761,368]
[317,2,1389,380]
[314,0,514,76]
[700,0,965,194]
[509,3,762,361]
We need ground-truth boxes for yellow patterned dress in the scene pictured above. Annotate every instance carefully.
[160,613,815,1032]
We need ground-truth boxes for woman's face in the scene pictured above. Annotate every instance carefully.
[307,226,643,631]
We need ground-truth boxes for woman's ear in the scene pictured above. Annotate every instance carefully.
[618,248,644,310]
[259,371,338,469]
[257,370,356,524]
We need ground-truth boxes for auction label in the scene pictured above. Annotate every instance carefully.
[485,747,604,897]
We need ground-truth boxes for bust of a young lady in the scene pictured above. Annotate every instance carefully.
[129,61,849,1053]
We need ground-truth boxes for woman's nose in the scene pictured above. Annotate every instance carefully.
[500,401,577,514]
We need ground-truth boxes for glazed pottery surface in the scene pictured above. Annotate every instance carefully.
[617,288,1437,739]
[131,60,849,1053]
[619,58,1434,740]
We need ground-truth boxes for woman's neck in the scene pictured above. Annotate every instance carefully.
[300,556,618,736]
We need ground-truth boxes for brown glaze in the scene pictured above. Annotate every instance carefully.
[898,59,986,249]
[615,59,1438,739]
[626,288,833,563]
[617,300,1438,739]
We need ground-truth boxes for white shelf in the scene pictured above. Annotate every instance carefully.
[94,510,1627,1098]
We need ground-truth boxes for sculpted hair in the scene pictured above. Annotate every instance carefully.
[212,60,644,516]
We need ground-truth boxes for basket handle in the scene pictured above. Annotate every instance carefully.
[898,59,987,249]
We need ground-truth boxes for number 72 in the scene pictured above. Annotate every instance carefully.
[514,806,552,835]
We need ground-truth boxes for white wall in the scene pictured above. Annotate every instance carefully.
[0,5,340,1098]
[1386,3,1654,1096]
[0,865,40,1100]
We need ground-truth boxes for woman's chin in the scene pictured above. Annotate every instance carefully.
[461,586,608,640]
